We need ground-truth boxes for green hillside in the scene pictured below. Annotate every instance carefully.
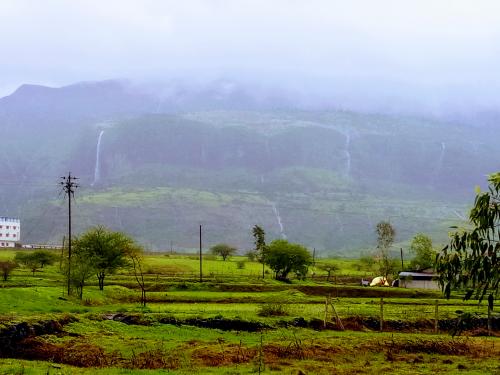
[1,84,493,253]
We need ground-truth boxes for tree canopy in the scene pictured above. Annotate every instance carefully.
[437,173,500,308]
[72,226,135,293]
[252,225,267,278]
[375,221,397,278]
[210,243,237,261]
[409,233,436,271]
[263,239,312,281]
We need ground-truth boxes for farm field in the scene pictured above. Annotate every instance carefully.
[0,251,498,374]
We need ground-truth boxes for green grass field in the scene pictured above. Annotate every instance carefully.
[0,250,498,374]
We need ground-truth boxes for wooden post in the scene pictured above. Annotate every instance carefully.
[380,297,384,332]
[434,299,439,334]
[329,299,345,330]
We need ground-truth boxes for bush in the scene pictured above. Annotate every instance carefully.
[236,261,245,269]
[257,303,289,317]
[0,261,17,281]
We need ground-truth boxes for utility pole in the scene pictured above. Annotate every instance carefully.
[400,248,404,271]
[60,172,78,296]
[199,224,203,283]
[312,248,316,267]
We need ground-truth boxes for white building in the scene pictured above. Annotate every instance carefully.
[0,217,21,248]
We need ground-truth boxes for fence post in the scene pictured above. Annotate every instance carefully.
[380,297,384,332]
[434,299,439,334]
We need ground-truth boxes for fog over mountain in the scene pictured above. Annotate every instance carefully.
[2,1,500,117]
[1,1,500,253]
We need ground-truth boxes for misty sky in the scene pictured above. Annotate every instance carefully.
[1,0,500,115]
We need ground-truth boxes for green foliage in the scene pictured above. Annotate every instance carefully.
[74,226,134,291]
[316,262,339,281]
[0,261,17,281]
[409,233,437,271]
[209,243,237,261]
[245,250,258,261]
[252,225,267,278]
[375,221,397,278]
[437,173,500,307]
[263,239,312,281]
[257,303,289,317]
[15,251,58,276]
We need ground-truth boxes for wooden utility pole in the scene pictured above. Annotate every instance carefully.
[60,172,78,296]
[400,248,404,270]
[199,224,203,283]
[312,248,316,267]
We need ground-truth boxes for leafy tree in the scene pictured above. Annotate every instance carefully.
[69,248,97,299]
[316,262,339,282]
[210,243,237,261]
[375,221,397,278]
[15,252,40,276]
[0,261,17,281]
[15,251,58,276]
[437,173,500,308]
[252,225,267,278]
[74,226,132,290]
[409,233,436,271]
[33,250,58,268]
[263,239,312,281]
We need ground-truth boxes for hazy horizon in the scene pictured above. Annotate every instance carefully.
[2,0,500,118]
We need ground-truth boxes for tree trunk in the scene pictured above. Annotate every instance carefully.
[97,272,105,291]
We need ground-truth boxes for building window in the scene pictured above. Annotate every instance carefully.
[6,226,9,229]
[13,234,16,237]
[5,234,9,237]
[13,226,16,230]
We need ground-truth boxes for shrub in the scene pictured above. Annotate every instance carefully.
[236,261,245,269]
[257,303,289,317]
[0,261,17,281]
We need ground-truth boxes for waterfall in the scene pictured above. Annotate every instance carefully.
[91,130,104,186]
[344,131,351,177]
[271,202,286,239]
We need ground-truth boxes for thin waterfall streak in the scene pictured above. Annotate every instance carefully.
[91,130,104,187]
[344,131,351,177]
[271,202,286,239]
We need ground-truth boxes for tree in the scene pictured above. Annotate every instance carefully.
[437,173,500,308]
[128,245,146,307]
[252,225,267,278]
[15,252,41,276]
[375,221,397,278]
[316,262,339,282]
[409,233,436,271]
[69,248,97,299]
[0,261,17,281]
[15,251,58,276]
[73,226,132,290]
[210,243,237,261]
[263,239,312,281]
[33,250,58,268]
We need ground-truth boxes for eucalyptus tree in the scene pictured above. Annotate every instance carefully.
[437,173,500,308]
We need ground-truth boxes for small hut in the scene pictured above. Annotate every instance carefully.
[398,270,440,290]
